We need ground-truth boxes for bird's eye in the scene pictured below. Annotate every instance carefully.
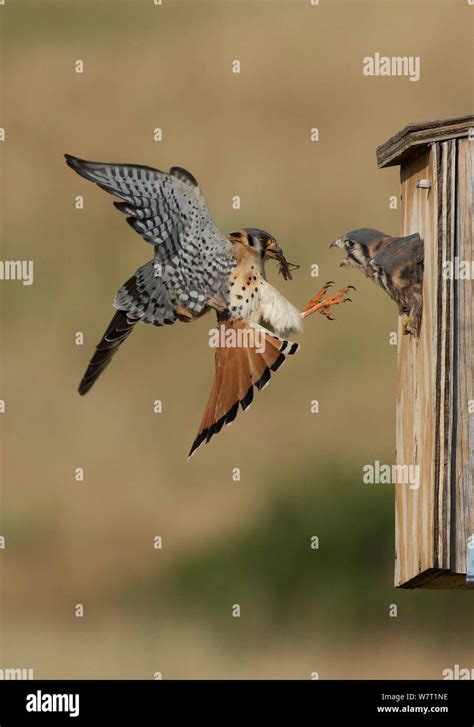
[346,240,355,249]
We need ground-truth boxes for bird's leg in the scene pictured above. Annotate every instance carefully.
[301,282,355,320]
[401,312,410,335]
[404,295,423,337]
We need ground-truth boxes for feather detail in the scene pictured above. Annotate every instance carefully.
[188,320,299,458]
[256,279,303,337]
[78,310,137,395]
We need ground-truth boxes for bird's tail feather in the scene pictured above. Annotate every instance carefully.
[78,310,137,395]
[188,320,299,458]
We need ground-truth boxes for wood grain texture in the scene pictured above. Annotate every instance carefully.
[433,140,456,573]
[377,115,474,169]
[453,138,474,575]
[396,149,437,586]
[393,131,474,588]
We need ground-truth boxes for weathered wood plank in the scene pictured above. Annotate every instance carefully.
[433,140,456,572]
[377,115,474,169]
[453,138,474,574]
[394,130,474,588]
[396,149,437,586]
[399,569,474,589]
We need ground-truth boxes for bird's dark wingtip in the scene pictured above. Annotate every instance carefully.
[64,154,86,171]
[188,430,208,459]
[78,376,93,395]
[187,442,199,460]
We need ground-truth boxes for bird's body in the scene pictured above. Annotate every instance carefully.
[331,228,423,335]
[66,155,350,457]
[226,231,302,335]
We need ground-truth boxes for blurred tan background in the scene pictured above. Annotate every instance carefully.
[0,0,473,679]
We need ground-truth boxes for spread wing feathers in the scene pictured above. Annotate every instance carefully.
[65,155,235,317]
[65,154,200,247]
[113,260,196,326]
[79,261,196,395]
[78,310,137,395]
[188,321,299,458]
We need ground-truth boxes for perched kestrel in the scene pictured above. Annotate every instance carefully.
[65,155,352,456]
[330,228,423,335]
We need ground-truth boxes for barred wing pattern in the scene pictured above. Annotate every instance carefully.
[65,155,235,325]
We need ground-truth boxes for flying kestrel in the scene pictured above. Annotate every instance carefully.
[65,155,352,456]
[331,228,423,335]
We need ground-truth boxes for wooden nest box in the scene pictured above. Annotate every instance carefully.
[377,115,474,589]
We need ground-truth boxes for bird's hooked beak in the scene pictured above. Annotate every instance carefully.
[330,237,349,267]
[266,240,299,281]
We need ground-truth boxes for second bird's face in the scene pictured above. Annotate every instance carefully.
[330,228,388,273]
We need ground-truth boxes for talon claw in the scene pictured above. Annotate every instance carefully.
[301,281,356,320]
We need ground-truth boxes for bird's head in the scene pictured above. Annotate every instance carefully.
[229,228,299,280]
[330,228,387,272]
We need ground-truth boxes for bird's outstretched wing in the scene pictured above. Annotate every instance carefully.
[65,155,235,321]
[189,320,299,458]
[66,155,237,394]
